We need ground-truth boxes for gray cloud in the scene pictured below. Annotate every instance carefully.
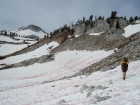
[0,0,140,33]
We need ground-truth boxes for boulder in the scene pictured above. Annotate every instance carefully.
[80,84,88,91]
[100,66,111,72]
[58,99,66,104]
[87,92,92,97]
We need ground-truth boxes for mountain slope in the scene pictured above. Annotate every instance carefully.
[0,17,140,105]
[11,24,47,38]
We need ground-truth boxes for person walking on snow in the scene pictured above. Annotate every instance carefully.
[121,57,129,80]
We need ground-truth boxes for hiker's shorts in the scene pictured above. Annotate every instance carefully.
[122,69,128,72]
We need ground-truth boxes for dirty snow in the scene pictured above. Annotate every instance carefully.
[0,52,139,105]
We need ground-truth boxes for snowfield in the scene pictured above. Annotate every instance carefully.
[123,23,140,37]
[0,23,140,105]
[0,35,23,43]
[0,44,27,56]
[13,36,37,44]
[0,49,140,105]
[0,35,37,56]
[0,50,113,90]
[12,29,46,38]
[0,41,59,64]
[0,55,139,105]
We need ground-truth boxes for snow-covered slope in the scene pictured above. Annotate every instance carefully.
[13,29,46,38]
[11,25,47,38]
[0,50,113,80]
[0,35,37,56]
[0,50,139,105]
[123,23,140,37]
[0,35,22,43]
[0,41,59,64]
[0,44,27,56]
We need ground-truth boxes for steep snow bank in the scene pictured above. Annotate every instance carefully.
[123,24,140,37]
[0,41,59,64]
[0,44,27,56]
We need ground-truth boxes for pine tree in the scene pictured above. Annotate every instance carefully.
[4,31,7,35]
[89,15,93,21]
[129,16,134,23]
[50,32,53,36]
[44,35,46,39]
[134,16,138,20]
[111,11,117,19]
[102,16,104,20]
[98,16,102,20]
[124,16,126,20]
[61,27,64,32]
[67,26,70,31]
[83,17,85,22]
[116,20,120,28]
[106,17,110,24]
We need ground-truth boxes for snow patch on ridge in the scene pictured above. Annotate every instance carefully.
[123,24,140,37]
[11,29,46,38]
[89,32,104,35]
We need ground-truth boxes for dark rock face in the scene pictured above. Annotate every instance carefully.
[26,25,46,33]
[17,24,47,34]
[13,24,48,40]
[52,29,125,53]
[25,34,39,40]
[0,53,54,70]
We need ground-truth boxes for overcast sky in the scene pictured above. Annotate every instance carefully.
[0,0,140,33]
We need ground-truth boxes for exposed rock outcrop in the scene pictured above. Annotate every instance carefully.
[86,20,110,34]
[0,53,54,70]
[52,29,125,53]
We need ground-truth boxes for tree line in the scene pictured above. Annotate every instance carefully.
[49,11,140,36]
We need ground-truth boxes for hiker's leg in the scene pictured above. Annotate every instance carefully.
[122,72,126,77]
[123,72,126,80]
